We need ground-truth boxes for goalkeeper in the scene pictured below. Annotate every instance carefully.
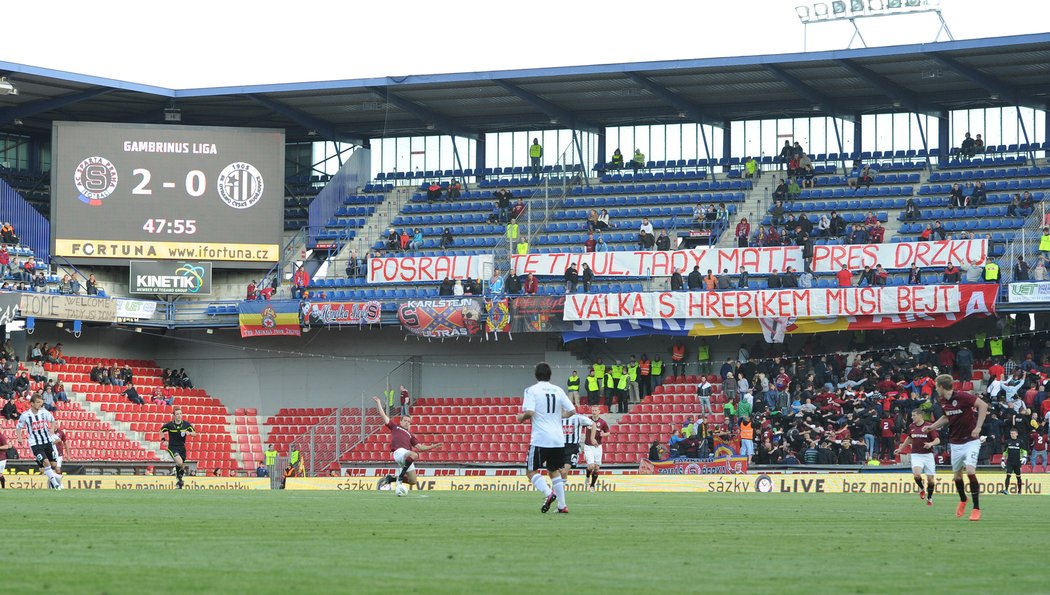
[1000,427,1027,495]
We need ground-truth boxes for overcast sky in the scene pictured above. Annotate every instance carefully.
[2,0,1039,88]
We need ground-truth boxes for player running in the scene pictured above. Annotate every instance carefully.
[16,393,63,489]
[373,396,442,493]
[160,407,195,489]
[518,362,576,513]
[561,411,594,482]
[1000,427,1027,495]
[584,410,610,492]
[895,408,940,506]
[924,374,988,521]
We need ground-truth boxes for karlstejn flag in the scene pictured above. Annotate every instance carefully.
[239,300,301,338]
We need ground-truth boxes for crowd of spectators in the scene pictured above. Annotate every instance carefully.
[1,339,69,419]
[653,330,1050,469]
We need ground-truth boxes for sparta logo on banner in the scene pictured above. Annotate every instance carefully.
[564,285,961,321]
[368,255,493,284]
[398,298,484,338]
[305,301,382,325]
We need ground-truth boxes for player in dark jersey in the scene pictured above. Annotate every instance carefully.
[372,396,441,493]
[1000,427,1027,495]
[925,374,988,521]
[895,408,940,506]
[160,407,195,489]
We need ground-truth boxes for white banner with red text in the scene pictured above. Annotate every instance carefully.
[563,285,967,321]
[367,254,494,284]
[511,239,987,277]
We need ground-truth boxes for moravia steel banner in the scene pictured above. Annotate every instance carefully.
[130,260,212,295]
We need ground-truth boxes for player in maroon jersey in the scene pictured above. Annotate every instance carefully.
[925,374,989,521]
[53,428,68,475]
[895,408,940,506]
[372,396,441,493]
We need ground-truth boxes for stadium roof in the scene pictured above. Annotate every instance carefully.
[0,33,1048,145]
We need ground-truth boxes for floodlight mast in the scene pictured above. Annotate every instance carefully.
[794,0,954,51]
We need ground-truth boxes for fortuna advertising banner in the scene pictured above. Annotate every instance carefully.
[511,240,987,277]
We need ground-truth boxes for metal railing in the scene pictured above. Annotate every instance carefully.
[285,358,417,476]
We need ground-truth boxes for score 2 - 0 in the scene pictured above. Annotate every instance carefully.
[132,169,207,197]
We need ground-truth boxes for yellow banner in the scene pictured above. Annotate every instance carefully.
[286,473,1050,495]
[55,238,279,262]
[3,475,270,490]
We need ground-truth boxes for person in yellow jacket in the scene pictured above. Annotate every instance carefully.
[615,367,629,413]
[650,356,664,389]
[516,237,529,255]
[566,371,582,407]
[983,261,999,283]
[592,359,606,401]
[632,148,645,171]
[585,370,600,406]
[626,356,640,404]
[608,364,623,410]
[506,219,519,242]
[1040,226,1050,257]
[529,138,543,176]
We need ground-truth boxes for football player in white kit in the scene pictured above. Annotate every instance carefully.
[517,362,576,513]
[16,393,63,489]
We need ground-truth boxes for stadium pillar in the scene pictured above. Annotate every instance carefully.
[1044,103,1050,152]
[937,110,950,166]
[853,116,863,162]
[475,136,487,181]
[722,120,732,172]
[596,127,607,174]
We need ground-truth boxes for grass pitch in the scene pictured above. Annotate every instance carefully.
[4,489,1046,594]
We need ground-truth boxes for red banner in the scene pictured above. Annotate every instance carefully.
[811,239,987,273]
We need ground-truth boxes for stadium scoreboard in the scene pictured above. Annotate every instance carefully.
[51,121,285,268]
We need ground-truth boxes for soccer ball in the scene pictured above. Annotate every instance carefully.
[395,484,408,497]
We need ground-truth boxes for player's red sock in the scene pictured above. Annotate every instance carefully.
[590,470,598,487]
[585,469,591,483]
[967,473,980,509]
[954,478,967,502]
[398,457,414,481]
[926,478,934,499]
[0,475,5,488]
[913,476,924,491]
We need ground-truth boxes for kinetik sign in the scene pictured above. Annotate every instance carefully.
[129,260,212,295]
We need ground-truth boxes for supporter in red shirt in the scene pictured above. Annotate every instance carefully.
[583,233,597,253]
[869,221,885,243]
[246,281,257,300]
[523,273,538,295]
[292,267,310,290]
[987,361,1005,381]
[938,346,956,372]
[836,265,853,287]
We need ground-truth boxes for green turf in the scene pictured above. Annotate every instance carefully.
[3,489,1046,594]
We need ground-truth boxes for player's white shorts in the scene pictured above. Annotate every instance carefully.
[392,448,416,473]
[909,453,936,475]
[950,440,980,472]
[583,444,602,466]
